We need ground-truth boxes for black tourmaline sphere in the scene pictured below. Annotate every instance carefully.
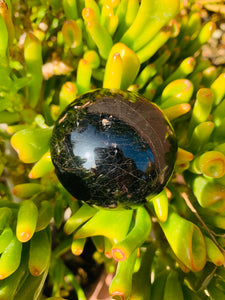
[50,89,177,209]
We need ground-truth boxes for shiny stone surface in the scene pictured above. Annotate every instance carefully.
[50,89,177,208]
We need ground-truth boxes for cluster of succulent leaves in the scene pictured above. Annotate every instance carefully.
[0,0,225,299]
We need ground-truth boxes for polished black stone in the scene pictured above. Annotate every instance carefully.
[50,89,177,209]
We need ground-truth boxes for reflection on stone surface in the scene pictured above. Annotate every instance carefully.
[70,114,154,173]
[50,89,177,208]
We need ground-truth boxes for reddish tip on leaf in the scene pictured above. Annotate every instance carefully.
[187,57,195,66]
[17,230,32,243]
[82,7,95,21]
[72,248,83,256]
[81,59,88,65]
[64,81,76,93]
[111,248,126,261]
[12,187,18,195]
[30,267,41,277]
[209,22,216,32]
[110,291,125,300]
[28,172,35,179]
[215,259,225,266]
[0,273,6,280]
[105,251,112,259]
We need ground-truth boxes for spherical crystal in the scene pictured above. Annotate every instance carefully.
[50,89,177,208]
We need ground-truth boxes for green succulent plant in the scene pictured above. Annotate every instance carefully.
[0,0,225,299]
